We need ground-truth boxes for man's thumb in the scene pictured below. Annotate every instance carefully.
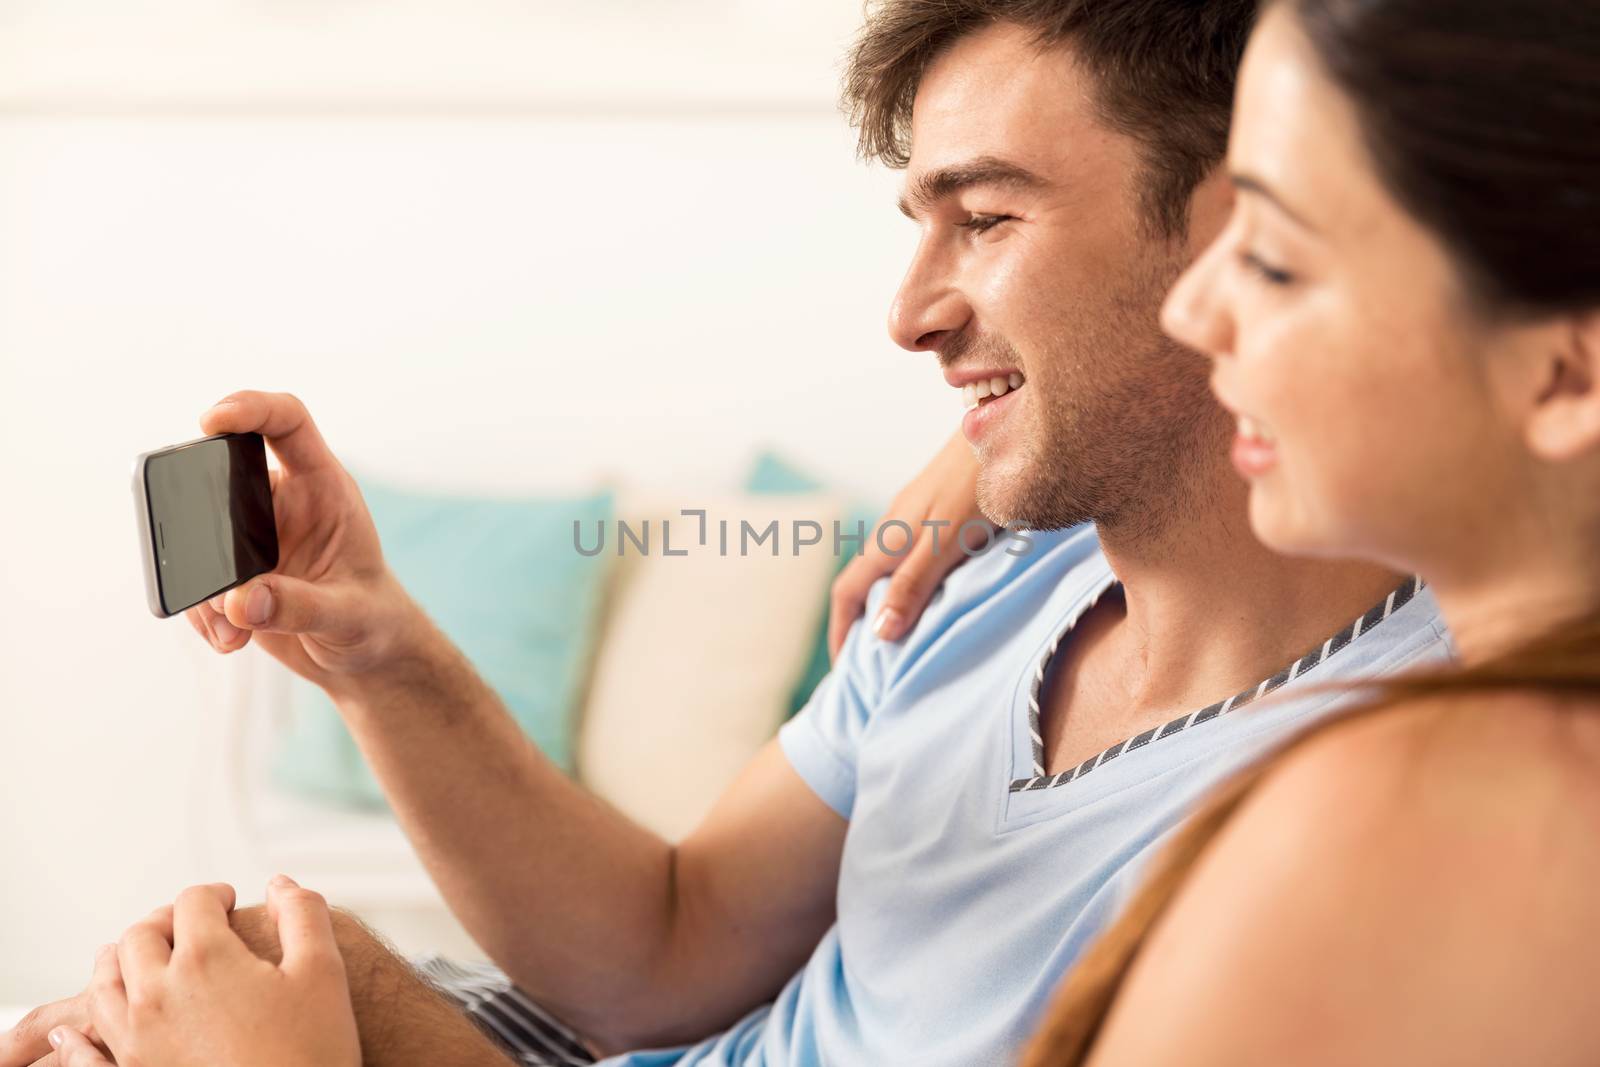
[226,575,337,635]
[48,1027,113,1067]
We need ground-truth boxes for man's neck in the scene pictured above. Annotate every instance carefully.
[1090,483,1405,719]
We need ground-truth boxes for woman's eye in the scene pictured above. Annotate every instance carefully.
[958,214,1013,235]
[1238,250,1295,286]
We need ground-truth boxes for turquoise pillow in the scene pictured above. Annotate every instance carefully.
[744,451,880,718]
[271,479,614,809]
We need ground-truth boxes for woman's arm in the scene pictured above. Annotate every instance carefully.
[828,429,990,656]
[56,878,362,1067]
[1083,696,1600,1066]
[12,884,519,1067]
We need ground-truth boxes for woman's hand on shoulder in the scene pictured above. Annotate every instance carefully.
[828,429,991,657]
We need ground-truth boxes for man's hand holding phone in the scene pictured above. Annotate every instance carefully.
[189,392,422,691]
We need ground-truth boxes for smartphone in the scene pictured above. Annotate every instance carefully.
[132,432,279,618]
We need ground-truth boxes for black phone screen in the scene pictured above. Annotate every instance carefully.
[143,433,279,615]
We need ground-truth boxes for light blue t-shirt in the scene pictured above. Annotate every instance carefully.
[603,525,1449,1067]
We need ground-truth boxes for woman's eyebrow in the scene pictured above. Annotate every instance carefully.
[897,156,1049,220]
[1231,172,1318,231]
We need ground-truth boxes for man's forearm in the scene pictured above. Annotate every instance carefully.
[327,613,678,1043]
[229,905,520,1067]
[11,906,517,1067]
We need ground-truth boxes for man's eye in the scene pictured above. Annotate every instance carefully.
[958,214,1013,235]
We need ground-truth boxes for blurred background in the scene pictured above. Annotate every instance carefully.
[0,1,953,1008]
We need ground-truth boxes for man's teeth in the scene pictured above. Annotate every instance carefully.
[962,372,1025,411]
[1237,414,1276,443]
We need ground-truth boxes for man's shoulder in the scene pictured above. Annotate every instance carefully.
[1303,577,1451,687]
[875,520,1100,613]
[857,523,1106,678]
[952,522,1104,594]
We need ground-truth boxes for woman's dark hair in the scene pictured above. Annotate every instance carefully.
[1298,0,1600,316]
[1020,1,1600,1062]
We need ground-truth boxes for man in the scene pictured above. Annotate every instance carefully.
[3,2,1449,1065]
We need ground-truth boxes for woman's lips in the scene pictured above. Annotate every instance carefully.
[1230,413,1279,477]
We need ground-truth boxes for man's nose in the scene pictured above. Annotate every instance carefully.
[888,240,970,353]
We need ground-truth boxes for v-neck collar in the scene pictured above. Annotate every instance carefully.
[1008,574,1428,793]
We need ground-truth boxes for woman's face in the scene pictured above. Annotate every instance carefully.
[1160,4,1553,578]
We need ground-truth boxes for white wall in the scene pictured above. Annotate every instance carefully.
[0,2,955,1005]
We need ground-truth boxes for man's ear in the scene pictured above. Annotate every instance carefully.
[1526,309,1600,462]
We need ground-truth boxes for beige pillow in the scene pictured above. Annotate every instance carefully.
[577,492,844,841]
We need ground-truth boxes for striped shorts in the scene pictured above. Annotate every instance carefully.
[414,955,599,1066]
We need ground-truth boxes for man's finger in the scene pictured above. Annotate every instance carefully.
[172,884,239,958]
[45,1029,111,1067]
[198,391,338,476]
[191,601,249,652]
[217,573,353,637]
[186,602,229,650]
[0,1000,81,1067]
[266,876,344,980]
[184,605,217,647]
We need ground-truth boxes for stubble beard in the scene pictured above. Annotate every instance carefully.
[973,259,1232,545]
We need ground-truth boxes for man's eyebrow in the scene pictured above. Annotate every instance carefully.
[897,156,1049,220]
[1231,172,1316,231]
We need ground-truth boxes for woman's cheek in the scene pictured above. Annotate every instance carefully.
[1247,316,1370,551]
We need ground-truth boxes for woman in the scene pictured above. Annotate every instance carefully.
[46,877,360,1067]
[1017,0,1600,1062]
[48,0,1600,1061]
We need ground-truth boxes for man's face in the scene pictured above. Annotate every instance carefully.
[890,22,1231,535]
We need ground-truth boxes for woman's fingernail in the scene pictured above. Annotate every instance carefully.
[48,1028,65,1048]
[872,608,903,639]
[271,873,298,888]
[210,594,227,613]
[246,584,273,626]
[212,614,241,643]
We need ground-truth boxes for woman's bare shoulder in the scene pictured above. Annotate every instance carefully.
[1278,687,1600,832]
[1087,690,1600,1065]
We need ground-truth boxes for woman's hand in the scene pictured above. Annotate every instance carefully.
[49,876,361,1067]
[828,429,992,658]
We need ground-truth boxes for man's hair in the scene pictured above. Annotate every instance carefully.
[842,0,1258,237]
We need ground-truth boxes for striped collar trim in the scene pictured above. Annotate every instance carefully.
[1009,575,1426,793]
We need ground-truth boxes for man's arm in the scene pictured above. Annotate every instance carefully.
[332,630,845,1052]
[188,391,848,1053]
[3,903,519,1067]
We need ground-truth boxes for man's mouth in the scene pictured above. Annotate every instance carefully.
[961,372,1025,412]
